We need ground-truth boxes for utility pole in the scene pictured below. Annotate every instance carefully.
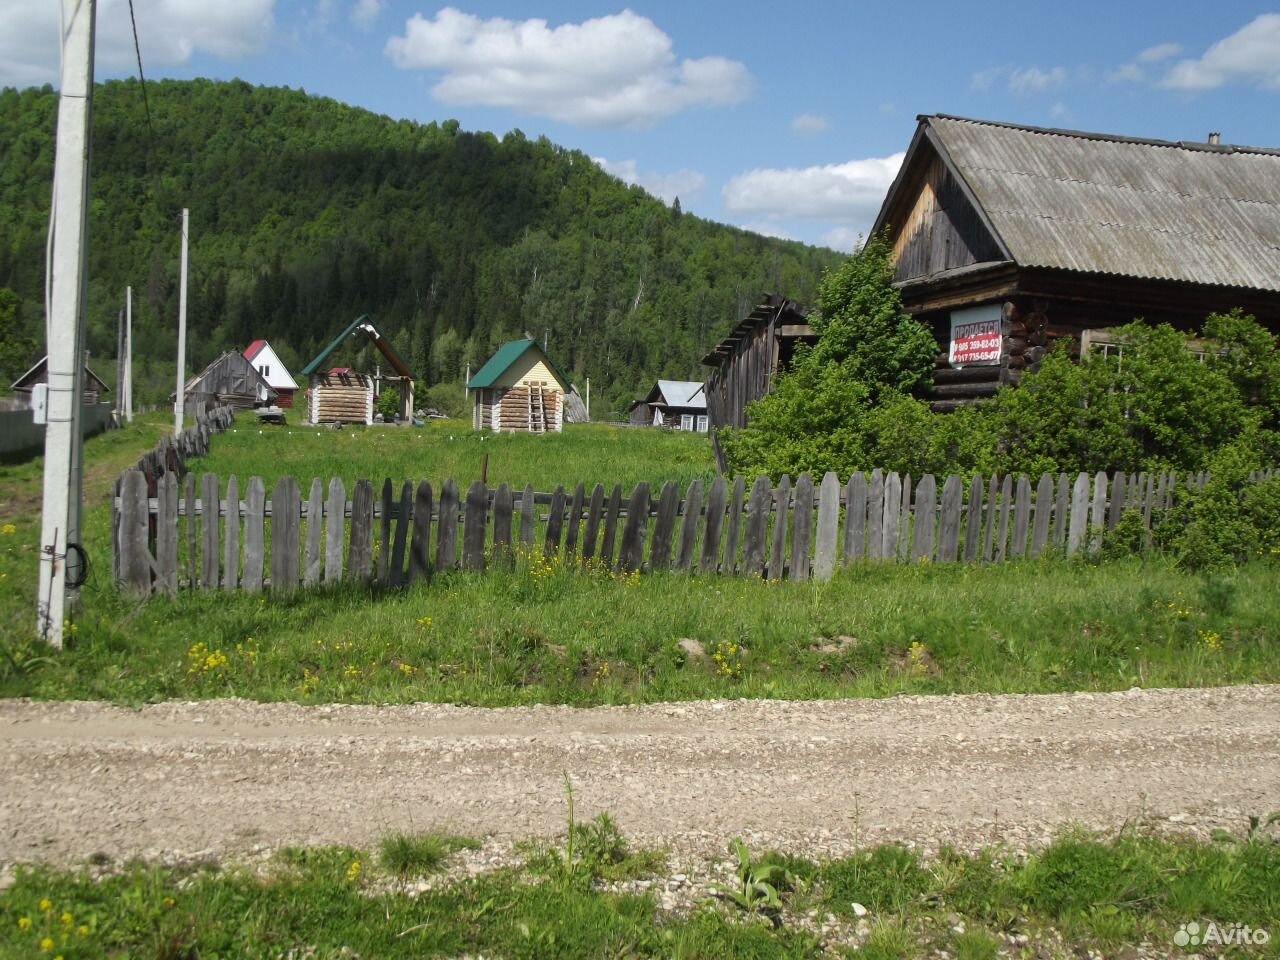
[173,208,188,435]
[37,0,96,648]
[123,286,133,422]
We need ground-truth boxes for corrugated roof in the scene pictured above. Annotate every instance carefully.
[300,316,414,379]
[467,339,570,391]
[924,115,1280,293]
[654,380,705,409]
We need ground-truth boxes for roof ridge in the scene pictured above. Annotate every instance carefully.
[924,113,1280,157]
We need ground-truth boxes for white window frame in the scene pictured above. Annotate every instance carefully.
[680,413,694,431]
[696,415,709,433]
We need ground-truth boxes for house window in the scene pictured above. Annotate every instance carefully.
[680,414,694,431]
[696,415,709,433]
[1081,329,1218,366]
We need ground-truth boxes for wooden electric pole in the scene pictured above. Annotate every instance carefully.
[37,0,96,647]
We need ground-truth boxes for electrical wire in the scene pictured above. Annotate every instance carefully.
[127,0,154,135]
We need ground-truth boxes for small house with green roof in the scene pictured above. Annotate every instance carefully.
[468,338,569,433]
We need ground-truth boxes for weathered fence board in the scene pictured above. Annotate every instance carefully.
[582,483,605,563]
[565,483,585,558]
[701,477,728,575]
[390,480,412,585]
[912,475,937,561]
[845,473,867,562]
[349,479,374,581]
[1068,472,1090,557]
[157,472,179,596]
[1011,476,1032,560]
[722,476,746,574]
[201,473,219,590]
[814,472,840,581]
[982,474,999,564]
[938,475,962,562]
[545,486,567,556]
[867,470,885,561]
[791,473,814,583]
[410,480,432,581]
[1031,473,1053,558]
[768,475,791,580]
[492,483,513,567]
[1108,472,1126,528]
[436,480,459,573]
[303,478,322,587]
[1053,474,1070,550]
[326,478,347,583]
[743,476,771,578]
[119,470,150,593]
[601,484,623,569]
[272,477,300,592]
[378,479,393,584]
[677,479,703,572]
[520,483,536,550]
[883,472,901,562]
[619,483,650,573]
[994,475,1012,563]
[463,481,488,571]
[243,478,265,592]
[964,474,984,563]
[651,481,680,571]
[899,474,914,562]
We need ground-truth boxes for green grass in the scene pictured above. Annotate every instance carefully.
[3,828,1277,958]
[191,419,718,493]
[378,832,481,878]
[2,413,1279,705]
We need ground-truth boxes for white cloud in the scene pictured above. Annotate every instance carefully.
[818,226,863,252]
[1161,14,1280,90]
[593,157,706,205]
[740,221,796,241]
[1049,101,1070,120]
[385,7,751,128]
[0,0,276,88]
[970,65,1005,92]
[791,113,830,136]
[1107,62,1146,84]
[1137,42,1182,63]
[1008,65,1067,96]
[722,153,904,243]
[350,0,383,30]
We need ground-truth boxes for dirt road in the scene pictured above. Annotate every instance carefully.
[2,685,1277,868]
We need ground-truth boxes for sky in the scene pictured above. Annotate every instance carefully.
[3,0,1279,250]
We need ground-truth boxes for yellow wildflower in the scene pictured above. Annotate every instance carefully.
[346,859,362,883]
[78,926,89,937]
[17,917,31,930]
[61,911,72,924]
[40,937,54,951]
[1,523,16,535]
[39,899,52,912]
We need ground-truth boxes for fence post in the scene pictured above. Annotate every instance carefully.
[118,469,151,594]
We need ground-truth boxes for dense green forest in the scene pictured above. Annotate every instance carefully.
[0,79,840,415]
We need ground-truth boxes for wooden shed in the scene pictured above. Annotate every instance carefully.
[871,115,1280,411]
[179,350,275,413]
[702,294,814,469]
[300,316,415,425]
[468,339,570,433]
[10,356,110,408]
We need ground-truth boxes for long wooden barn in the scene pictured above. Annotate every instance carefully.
[702,294,814,470]
[180,350,275,413]
[872,114,1280,410]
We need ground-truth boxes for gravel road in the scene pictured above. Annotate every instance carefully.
[2,685,1277,870]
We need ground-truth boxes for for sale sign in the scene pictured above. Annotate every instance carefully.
[948,304,1002,367]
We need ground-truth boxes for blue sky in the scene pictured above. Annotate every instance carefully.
[4,1,1279,249]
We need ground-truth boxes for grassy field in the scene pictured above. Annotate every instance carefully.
[2,414,1279,704]
[2,824,1277,958]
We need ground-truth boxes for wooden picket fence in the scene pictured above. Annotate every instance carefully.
[129,406,235,482]
[111,467,1278,596]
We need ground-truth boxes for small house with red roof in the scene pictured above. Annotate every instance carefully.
[243,340,299,408]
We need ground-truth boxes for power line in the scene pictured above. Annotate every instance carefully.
[127,0,154,134]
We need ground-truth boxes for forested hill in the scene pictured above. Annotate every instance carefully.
[0,79,842,415]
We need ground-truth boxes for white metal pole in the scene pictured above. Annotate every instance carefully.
[123,285,133,422]
[37,0,95,648]
[586,376,590,421]
[173,208,188,435]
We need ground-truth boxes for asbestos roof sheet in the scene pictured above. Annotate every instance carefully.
[655,380,706,409]
[928,115,1280,292]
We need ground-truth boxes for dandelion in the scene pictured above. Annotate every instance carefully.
[60,911,72,925]
[1,523,16,535]
[40,937,54,952]
[163,896,176,908]
[17,917,31,930]
[909,640,929,676]
[346,859,363,883]
[343,665,362,679]
[78,926,89,937]
[415,615,433,630]
[398,662,417,676]
[1198,629,1223,652]
[39,899,52,912]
